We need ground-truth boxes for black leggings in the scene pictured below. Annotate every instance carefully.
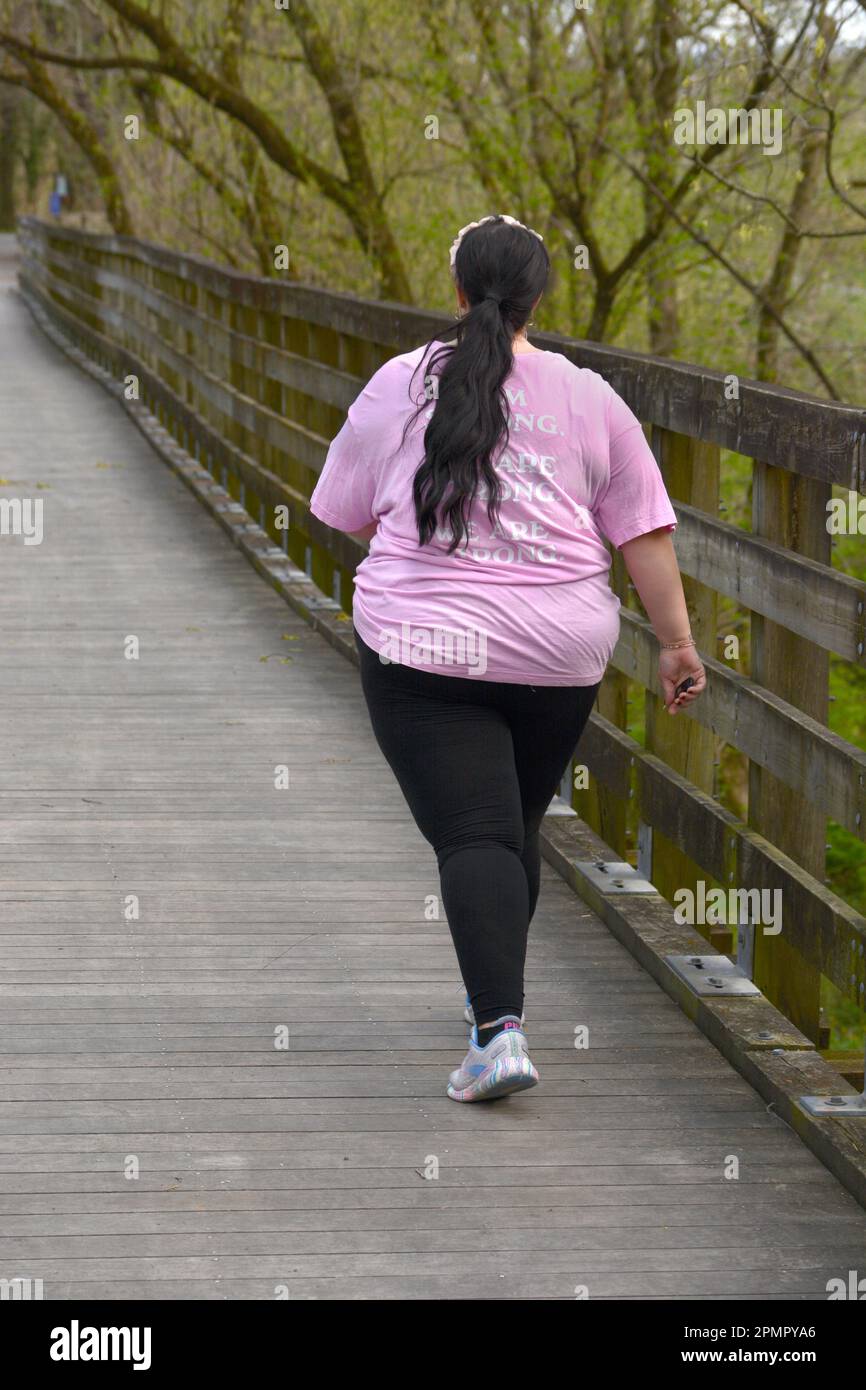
[354,628,600,1029]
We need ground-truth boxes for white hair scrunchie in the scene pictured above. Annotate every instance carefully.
[449,214,544,278]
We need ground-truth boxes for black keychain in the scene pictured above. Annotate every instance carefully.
[674,676,695,699]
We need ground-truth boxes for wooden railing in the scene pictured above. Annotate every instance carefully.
[17,216,866,1054]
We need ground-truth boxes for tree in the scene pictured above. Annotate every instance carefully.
[0,80,19,229]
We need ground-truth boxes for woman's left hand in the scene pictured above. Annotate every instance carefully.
[659,646,706,715]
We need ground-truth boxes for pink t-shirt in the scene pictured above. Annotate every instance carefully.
[310,343,677,685]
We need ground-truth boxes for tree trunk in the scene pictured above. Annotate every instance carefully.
[755,129,824,381]
[644,0,681,355]
[0,84,20,230]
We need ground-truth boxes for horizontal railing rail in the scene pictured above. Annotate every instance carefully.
[17,215,866,1051]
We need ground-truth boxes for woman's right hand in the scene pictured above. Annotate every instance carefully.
[658,644,706,715]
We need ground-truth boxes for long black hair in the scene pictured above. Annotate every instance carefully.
[407,216,550,552]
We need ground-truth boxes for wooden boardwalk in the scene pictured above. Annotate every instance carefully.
[2,251,866,1300]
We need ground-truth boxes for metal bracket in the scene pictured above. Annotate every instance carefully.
[800,1038,866,1116]
[636,822,653,881]
[304,595,342,611]
[799,1092,866,1117]
[575,860,658,894]
[737,918,755,979]
[665,953,761,996]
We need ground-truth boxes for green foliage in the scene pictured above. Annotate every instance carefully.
[2,0,864,394]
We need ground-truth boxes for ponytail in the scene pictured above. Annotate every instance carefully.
[407,216,550,553]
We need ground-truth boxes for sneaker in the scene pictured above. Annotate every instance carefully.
[463,993,525,1028]
[446,1016,539,1102]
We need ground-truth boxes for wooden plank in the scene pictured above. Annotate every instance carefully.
[10,1274,853,1299]
[1,1228,861,1263]
[0,1202,854,1233]
[1,1179,845,1214]
[0,1250,862,1285]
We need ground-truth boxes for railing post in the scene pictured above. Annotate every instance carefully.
[644,427,720,937]
[748,462,831,1044]
[573,544,631,856]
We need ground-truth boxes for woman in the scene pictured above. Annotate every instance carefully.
[310,214,706,1102]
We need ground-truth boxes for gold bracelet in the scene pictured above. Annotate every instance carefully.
[660,635,695,650]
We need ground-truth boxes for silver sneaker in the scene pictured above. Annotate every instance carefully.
[447,1016,539,1102]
